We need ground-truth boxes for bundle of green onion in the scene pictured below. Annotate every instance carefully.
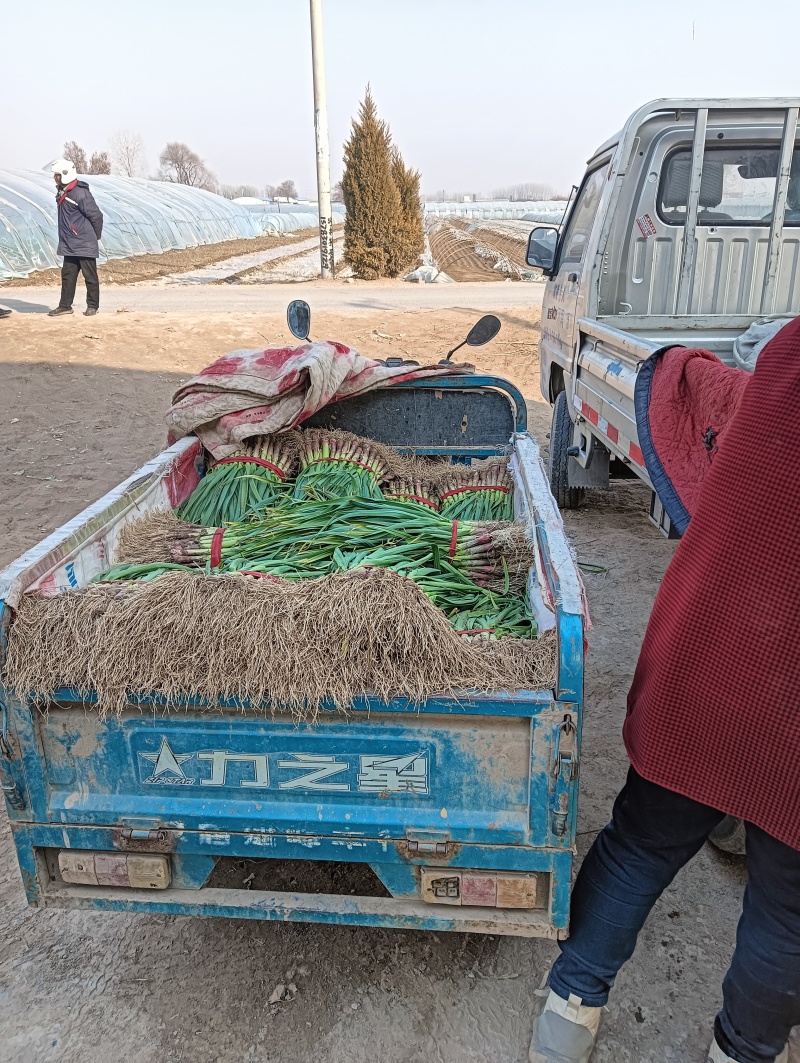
[382,478,440,512]
[336,557,536,638]
[447,597,535,640]
[178,436,295,527]
[93,562,192,583]
[292,430,388,501]
[163,497,503,584]
[440,464,514,522]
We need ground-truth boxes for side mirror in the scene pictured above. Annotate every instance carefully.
[526,227,559,274]
[466,314,501,347]
[287,299,311,341]
[441,314,502,363]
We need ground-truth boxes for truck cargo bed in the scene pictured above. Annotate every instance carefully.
[0,376,584,937]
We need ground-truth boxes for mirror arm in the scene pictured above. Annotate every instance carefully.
[442,338,467,363]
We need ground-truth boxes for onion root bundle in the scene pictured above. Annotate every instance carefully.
[5,568,557,716]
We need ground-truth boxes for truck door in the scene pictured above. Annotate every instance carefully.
[541,165,608,400]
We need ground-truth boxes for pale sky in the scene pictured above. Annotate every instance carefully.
[5,0,800,197]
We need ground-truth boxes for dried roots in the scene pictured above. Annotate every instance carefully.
[4,568,557,718]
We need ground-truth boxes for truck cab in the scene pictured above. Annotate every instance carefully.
[526,98,800,512]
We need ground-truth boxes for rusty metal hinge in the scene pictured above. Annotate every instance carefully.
[399,830,455,860]
[113,827,173,853]
[406,839,450,856]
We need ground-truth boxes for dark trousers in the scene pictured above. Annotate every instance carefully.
[59,256,99,310]
[550,768,800,1063]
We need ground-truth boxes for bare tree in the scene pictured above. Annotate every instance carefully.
[62,142,111,175]
[110,130,146,177]
[63,141,88,173]
[492,182,558,202]
[331,180,344,203]
[219,184,260,200]
[275,179,298,200]
[422,183,566,203]
[157,142,217,191]
[88,151,111,175]
[263,184,277,200]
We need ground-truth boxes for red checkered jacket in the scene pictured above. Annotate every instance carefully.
[624,315,800,848]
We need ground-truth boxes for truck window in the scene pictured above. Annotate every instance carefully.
[658,144,800,226]
[559,165,607,265]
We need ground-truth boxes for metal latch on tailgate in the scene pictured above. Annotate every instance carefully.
[551,713,579,784]
[0,700,13,760]
[549,713,579,839]
[0,699,25,811]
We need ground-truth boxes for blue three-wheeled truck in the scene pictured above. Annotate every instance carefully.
[0,325,584,939]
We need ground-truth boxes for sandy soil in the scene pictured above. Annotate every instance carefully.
[2,229,319,288]
[0,302,791,1062]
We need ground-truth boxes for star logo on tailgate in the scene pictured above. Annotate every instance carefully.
[140,738,194,783]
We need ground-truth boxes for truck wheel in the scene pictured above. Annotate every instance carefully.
[709,816,747,856]
[548,391,586,509]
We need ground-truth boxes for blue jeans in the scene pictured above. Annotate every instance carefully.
[550,768,800,1063]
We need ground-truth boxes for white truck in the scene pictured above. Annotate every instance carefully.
[526,97,800,530]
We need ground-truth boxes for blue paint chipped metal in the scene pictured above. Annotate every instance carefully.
[0,374,584,938]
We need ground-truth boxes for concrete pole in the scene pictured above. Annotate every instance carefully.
[309,0,334,278]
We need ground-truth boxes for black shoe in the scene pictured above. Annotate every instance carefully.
[48,307,74,317]
[84,308,98,317]
[0,308,11,319]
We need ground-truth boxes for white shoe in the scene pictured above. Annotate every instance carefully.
[529,990,601,1062]
[708,1037,788,1063]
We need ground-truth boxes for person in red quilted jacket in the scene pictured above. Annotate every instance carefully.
[530,316,800,1063]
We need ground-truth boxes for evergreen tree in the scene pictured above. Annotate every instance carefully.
[390,149,424,275]
[342,87,404,279]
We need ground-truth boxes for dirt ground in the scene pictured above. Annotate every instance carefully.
[0,302,788,1062]
[2,229,318,288]
[0,307,541,562]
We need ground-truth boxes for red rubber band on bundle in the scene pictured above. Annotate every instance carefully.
[440,484,511,501]
[457,628,496,636]
[210,528,225,569]
[449,520,459,558]
[215,456,287,480]
[237,570,283,581]
[387,493,438,509]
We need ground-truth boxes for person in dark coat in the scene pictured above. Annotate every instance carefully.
[530,316,800,1063]
[48,159,104,317]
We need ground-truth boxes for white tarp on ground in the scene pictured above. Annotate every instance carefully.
[0,170,345,279]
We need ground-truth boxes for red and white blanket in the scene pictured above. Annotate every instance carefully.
[166,341,466,457]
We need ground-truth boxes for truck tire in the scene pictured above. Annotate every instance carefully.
[709,816,747,856]
[548,391,586,509]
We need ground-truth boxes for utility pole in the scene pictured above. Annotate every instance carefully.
[309,0,334,278]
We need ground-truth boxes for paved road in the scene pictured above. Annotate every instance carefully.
[0,280,546,315]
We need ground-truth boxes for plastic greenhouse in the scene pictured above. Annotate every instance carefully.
[423,201,566,223]
[0,170,341,280]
